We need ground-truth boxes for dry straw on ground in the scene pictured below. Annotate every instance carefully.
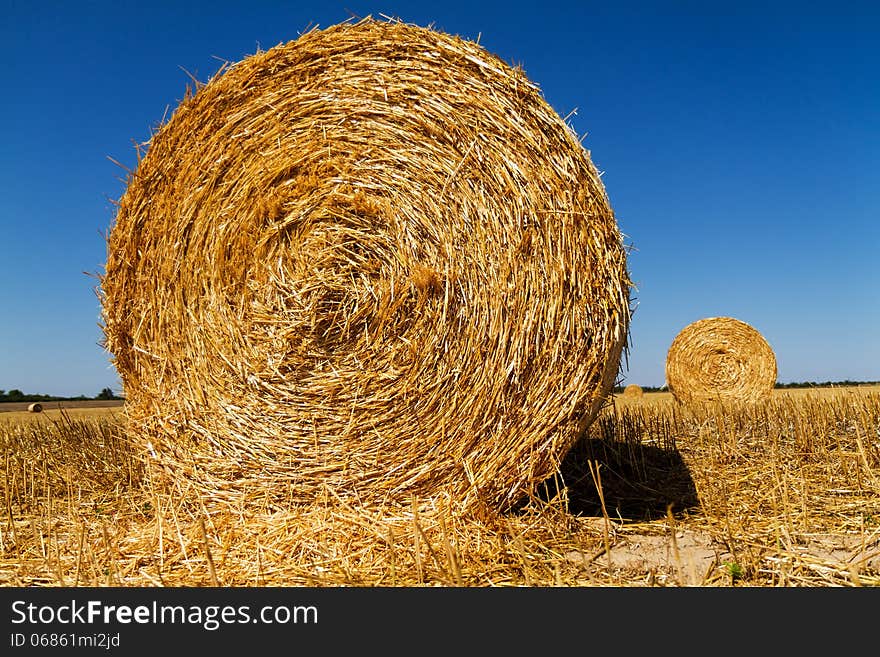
[100,17,631,514]
[27,403,42,413]
[622,384,643,398]
[3,389,878,587]
[666,317,777,404]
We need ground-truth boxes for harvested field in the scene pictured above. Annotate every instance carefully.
[0,399,125,414]
[0,400,125,424]
[1,386,877,587]
[613,384,880,407]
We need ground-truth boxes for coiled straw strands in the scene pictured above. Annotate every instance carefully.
[27,403,43,413]
[622,384,643,398]
[666,317,777,405]
[100,18,632,513]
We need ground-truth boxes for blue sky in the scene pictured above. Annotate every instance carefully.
[0,1,877,396]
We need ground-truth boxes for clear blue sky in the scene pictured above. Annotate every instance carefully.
[1,1,877,396]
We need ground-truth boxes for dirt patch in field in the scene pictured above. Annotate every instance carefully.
[562,523,880,585]
[564,526,725,584]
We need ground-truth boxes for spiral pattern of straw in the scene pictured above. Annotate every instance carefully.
[100,18,632,512]
[622,384,643,398]
[665,317,777,404]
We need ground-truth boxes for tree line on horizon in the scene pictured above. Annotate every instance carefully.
[614,380,879,393]
[0,388,123,403]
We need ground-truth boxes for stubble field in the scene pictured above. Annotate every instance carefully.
[1,386,878,587]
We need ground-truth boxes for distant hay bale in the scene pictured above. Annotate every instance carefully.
[27,403,43,413]
[666,317,777,405]
[100,18,631,512]
[622,384,644,398]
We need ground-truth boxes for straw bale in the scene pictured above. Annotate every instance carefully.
[665,317,776,405]
[27,403,43,413]
[622,384,643,398]
[100,18,631,512]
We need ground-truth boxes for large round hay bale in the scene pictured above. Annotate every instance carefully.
[27,402,43,413]
[100,18,631,512]
[665,317,777,405]
[622,384,643,398]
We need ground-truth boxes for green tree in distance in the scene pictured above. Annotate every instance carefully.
[96,387,117,400]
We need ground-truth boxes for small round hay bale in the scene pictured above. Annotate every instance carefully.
[622,384,644,398]
[101,18,631,512]
[27,402,43,413]
[665,317,777,405]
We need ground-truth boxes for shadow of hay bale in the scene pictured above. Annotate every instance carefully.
[521,414,699,521]
[554,438,699,520]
